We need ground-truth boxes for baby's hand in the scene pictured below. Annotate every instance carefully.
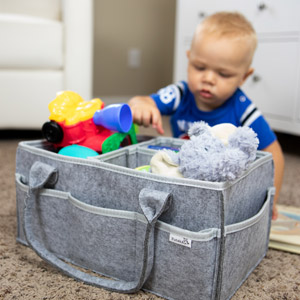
[128,96,164,134]
[272,205,278,220]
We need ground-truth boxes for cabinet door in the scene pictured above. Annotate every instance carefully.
[175,0,300,32]
[243,37,300,122]
[173,0,251,82]
[174,0,300,135]
[173,0,300,82]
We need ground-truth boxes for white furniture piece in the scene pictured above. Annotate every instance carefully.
[173,0,300,136]
[0,0,93,129]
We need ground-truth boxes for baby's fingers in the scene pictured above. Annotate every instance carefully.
[131,108,143,125]
[151,109,164,135]
[141,110,153,127]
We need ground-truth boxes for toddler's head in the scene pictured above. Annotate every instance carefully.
[187,12,257,111]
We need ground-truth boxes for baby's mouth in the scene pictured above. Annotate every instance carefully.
[199,89,213,99]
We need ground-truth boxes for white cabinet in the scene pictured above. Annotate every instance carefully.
[173,0,300,136]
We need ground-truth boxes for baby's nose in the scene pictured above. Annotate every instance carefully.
[202,70,216,84]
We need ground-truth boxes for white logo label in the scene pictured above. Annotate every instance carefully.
[169,234,192,248]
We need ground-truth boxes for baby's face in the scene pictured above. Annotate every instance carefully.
[187,32,253,111]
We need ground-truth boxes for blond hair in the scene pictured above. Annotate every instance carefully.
[193,12,257,57]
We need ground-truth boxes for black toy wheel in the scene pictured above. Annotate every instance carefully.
[42,121,64,143]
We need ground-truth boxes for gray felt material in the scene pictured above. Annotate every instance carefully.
[15,138,274,300]
[22,162,173,292]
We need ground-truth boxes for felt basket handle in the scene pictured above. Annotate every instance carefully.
[23,161,172,293]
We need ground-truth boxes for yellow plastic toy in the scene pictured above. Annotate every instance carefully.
[48,91,104,125]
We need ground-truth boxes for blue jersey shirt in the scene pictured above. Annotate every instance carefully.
[150,81,276,150]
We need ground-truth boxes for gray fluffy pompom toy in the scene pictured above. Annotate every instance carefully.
[151,121,259,182]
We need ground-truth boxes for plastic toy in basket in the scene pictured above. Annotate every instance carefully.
[42,91,137,154]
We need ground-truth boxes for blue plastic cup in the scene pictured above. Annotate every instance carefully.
[93,103,132,133]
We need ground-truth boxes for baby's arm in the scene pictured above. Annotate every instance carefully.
[128,96,164,134]
[262,139,285,220]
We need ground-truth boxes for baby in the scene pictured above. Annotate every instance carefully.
[128,12,284,219]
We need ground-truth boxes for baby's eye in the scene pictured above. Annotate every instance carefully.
[195,65,205,71]
[219,72,232,78]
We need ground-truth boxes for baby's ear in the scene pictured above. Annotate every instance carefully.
[186,49,191,59]
[241,68,254,85]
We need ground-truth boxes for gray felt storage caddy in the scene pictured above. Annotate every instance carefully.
[15,137,274,300]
